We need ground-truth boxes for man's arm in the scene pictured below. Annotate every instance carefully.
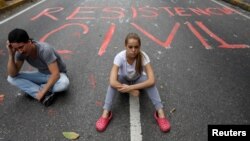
[36,61,60,101]
[6,41,23,77]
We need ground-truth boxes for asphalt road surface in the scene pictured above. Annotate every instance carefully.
[0,0,250,141]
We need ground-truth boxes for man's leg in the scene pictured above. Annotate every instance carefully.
[7,71,48,98]
[7,71,69,96]
[39,73,69,107]
[15,71,49,84]
[50,73,70,93]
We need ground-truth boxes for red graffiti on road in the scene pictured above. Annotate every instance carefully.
[31,6,236,21]
[40,23,89,42]
[195,21,248,49]
[88,73,96,89]
[37,21,249,56]
[47,108,58,117]
[0,94,4,104]
[131,22,180,48]
[31,7,64,21]
[186,22,211,49]
[30,5,248,56]
[57,50,73,54]
[98,23,116,56]
[56,50,73,60]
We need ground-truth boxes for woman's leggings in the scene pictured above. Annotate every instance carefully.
[103,75,163,111]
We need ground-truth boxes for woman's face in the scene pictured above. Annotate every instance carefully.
[125,38,140,59]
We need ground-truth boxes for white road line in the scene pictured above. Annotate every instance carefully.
[211,0,250,20]
[129,95,142,141]
[0,0,47,25]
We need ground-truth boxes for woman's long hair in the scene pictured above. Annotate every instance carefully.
[125,33,143,75]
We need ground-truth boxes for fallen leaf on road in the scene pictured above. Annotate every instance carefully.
[63,132,79,140]
[170,108,176,114]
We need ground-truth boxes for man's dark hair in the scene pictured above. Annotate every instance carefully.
[8,28,30,43]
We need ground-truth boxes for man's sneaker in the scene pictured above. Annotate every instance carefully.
[96,112,113,132]
[42,91,55,107]
[154,112,171,132]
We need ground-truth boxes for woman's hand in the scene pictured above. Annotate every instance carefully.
[117,84,132,93]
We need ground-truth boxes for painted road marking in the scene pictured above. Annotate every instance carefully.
[0,0,47,25]
[130,95,142,141]
[211,0,250,20]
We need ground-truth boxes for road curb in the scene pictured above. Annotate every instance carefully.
[221,0,250,11]
[0,0,27,12]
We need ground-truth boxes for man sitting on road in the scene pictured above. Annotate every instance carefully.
[6,28,69,106]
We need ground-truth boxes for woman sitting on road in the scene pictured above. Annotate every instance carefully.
[95,32,171,132]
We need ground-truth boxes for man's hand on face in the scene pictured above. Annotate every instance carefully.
[6,40,16,56]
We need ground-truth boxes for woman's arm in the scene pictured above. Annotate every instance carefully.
[118,63,155,93]
[109,64,123,89]
[130,63,155,89]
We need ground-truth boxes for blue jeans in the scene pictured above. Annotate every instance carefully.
[103,75,163,111]
[7,71,70,98]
